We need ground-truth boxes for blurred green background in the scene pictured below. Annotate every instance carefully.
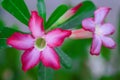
[0,0,119,80]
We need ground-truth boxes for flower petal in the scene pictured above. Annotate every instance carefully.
[29,11,44,38]
[45,28,71,47]
[90,35,102,55]
[7,32,34,50]
[70,29,92,39]
[100,23,115,36]
[41,46,60,70]
[101,36,116,48]
[94,7,111,24]
[82,18,95,32]
[21,48,41,72]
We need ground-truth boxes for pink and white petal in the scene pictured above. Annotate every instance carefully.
[101,36,116,48]
[29,11,45,38]
[90,35,102,55]
[82,18,95,32]
[94,7,111,24]
[7,32,34,50]
[40,46,60,70]
[70,29,92,39]
[100,23,115,36]
[45,28,71,47]
[21,48,41,72]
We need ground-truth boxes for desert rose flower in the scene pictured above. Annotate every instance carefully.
[7,11,71,71]
[82,7,116,55]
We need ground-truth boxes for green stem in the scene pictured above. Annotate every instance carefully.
[38,63,45,80]
[38,63,54,80]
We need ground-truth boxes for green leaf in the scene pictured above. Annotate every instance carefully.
[0,26,24,48]
[61,39,91,59]
[118,10,120,54]
[38,63,54,80]
[0,20,23,48]
[55,47,72,69]
[0,0,2,6]
[0,39,9,48]
[58,1,96,29]
[2,0,30,25]
[45,4,69,30]
[101,46,111,61]
[37,0,46,22]
[0,20,5,26]
[0,26,22,38]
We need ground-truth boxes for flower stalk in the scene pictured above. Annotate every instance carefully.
[38,63,54,80]
[70,28,92,39]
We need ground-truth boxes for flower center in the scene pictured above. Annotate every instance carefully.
[95,25,102,35]
[35,37,46,51]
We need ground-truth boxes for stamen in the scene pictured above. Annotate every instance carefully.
[35,37,46,51]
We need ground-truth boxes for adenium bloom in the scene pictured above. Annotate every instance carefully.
[82,7,116,55]
[7,11,71,71]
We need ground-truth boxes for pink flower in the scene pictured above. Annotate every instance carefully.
[82,7,116,55]
[7,11,71,71]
